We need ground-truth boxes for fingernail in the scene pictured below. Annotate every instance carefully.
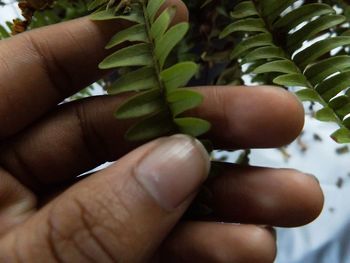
[135,135,210,211]
[305,173,320,184]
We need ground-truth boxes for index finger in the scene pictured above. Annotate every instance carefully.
[0,0,188,139]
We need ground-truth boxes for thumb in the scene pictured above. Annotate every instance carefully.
[0,135,210,262]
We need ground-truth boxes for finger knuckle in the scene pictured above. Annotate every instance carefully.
[46,186,136,262]
[73,102,111,163]
[22,33,73,97]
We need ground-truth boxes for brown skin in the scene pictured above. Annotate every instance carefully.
[0,0,323,262]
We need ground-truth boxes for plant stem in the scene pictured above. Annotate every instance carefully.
[141,0,178,129]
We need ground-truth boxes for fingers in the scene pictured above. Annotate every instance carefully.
[0,135,210,261]
[0,0,188,139]
[209,164,324,227]
[159,222,276,263]
[0,86,304,189]
[191,85,304,148]
[0,169,36,235]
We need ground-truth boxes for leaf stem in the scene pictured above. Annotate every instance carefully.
[141,0,165,95]
[141,0,178,129]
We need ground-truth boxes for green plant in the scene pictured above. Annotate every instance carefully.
[0,0,350,142]
[221,0,350,143]
[88,0,211,142]
[4,0,350,143]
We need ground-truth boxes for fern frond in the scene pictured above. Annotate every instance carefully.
[221,0,350,143]
[90,0,210,141]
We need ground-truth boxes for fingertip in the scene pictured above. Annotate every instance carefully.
[265,86,305,145]
[192,86,305,148]
[210,166,324,227]
[284,171,324,226]
[241,86,305,147]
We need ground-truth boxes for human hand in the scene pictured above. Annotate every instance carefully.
[0,0,323,262]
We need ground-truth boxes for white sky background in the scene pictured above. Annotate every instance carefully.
[1,2,350,262]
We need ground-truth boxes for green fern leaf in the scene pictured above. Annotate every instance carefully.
[99,43,153,69]
[174,117,211,137]
[294,37,350,69]
[222,0,350,143]
[329,95,350,119]
[304,56,350,86]
[167,89,203,117]
[125,111,174,141]
[230,1,258,19]
[273,74,309,87]
[253,60,299,74]
[220,18,267,38]
[106,24,148,49]
[147,0,166,22]
[150,6,176,38]
[315,107,338,122]
[161,62,198,91]
[261,0,295,22]
[155,22,189,68]
[108,67,157,95]
[273,3,335,31]
[286,15,345,50]
[243,46,285,62]
[90,8,144,23]
[230,33,272,58]
[316,71,350,102]
[91,0,209,142]
[115,89,164,119]
[332,128,350,143]
[295,89,324,105]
